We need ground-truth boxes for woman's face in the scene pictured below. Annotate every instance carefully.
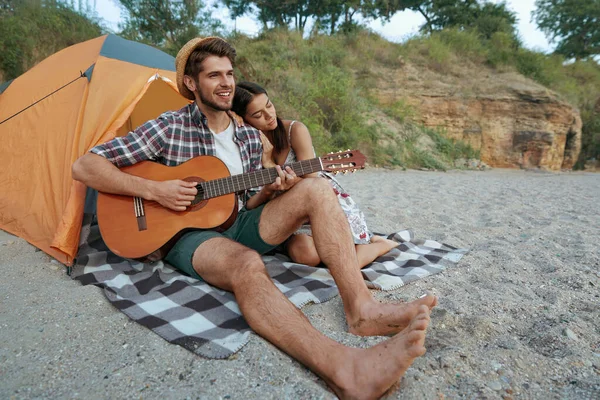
[244,93,278,131]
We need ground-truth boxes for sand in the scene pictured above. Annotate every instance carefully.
[1,168,599,399]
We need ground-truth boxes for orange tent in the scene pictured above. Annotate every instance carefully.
[0,34,189,265]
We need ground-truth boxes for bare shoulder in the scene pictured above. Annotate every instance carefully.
[289,121,312,142]
[289,120,315,161]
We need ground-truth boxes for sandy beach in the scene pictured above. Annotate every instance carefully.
[1,168,599,399]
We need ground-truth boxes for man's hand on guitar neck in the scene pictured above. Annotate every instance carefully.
[148,179,198,212]
[265,165,299,194]
[247,165,299,209]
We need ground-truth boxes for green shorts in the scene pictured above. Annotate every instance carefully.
[164,205,277,280]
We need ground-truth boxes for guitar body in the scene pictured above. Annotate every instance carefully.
[95,150,366,260]
[97,156,237,259]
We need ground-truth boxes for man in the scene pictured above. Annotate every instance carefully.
[72,36,437,399]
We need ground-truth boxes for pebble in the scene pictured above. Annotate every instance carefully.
[488,380,503,391]
[563,328,578,341]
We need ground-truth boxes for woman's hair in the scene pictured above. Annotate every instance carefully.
[232,81,288,154]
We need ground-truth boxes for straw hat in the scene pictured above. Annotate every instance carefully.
[175,37,220,100]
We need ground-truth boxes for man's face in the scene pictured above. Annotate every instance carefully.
[190,55,235,111]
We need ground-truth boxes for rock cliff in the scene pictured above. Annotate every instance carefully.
[376,63,582,170]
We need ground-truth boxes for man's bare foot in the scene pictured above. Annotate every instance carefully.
[348,294,437,337]
[330,305,431,400]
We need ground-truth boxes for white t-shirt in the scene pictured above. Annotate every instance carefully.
[212,121,243,176]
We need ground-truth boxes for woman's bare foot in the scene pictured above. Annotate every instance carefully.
[348,294,437,337]
[355,235,400,268]
[370,234,399,251]
[330,305,431,400]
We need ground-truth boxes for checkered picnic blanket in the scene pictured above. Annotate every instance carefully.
[72,215,468,359]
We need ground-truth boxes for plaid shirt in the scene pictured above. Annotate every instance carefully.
[91,102,263,204]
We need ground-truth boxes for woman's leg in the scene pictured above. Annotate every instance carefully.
[288,233,398,269]
[287,233,322,267]
[355,235,399,268]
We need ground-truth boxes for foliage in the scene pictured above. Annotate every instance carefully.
[401,28,488,72]
[409,0,517,40]
[533,0,600,60]
[3,1,597,168]
[424,127,479,161]
[221,0,315,33]
[231,30,377,154]
[221,0,402,35]
[0,0,103,80]
[117,0,223,56]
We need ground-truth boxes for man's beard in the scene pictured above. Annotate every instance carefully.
[196,85,232,112]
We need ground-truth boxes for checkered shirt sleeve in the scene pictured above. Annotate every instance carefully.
[90,118,169,168]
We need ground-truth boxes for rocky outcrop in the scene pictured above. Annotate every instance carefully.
[377,65,583,170]
[411,90,582,170]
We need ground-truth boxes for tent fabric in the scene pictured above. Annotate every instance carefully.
[0,34,190,265]
[0,79,14,95]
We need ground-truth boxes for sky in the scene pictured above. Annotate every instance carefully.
[94,0,554,53]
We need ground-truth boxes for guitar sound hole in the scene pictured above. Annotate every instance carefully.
[191,185,205,206]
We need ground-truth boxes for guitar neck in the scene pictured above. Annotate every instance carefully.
[199,157,324,200]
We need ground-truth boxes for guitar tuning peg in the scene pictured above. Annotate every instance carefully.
[343,171,348,175]
[334,171,339,175]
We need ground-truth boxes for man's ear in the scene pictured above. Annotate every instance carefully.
[183,75,196,93]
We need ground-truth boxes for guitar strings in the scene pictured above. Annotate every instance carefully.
[198,158,322,200]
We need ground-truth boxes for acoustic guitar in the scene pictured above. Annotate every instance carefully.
[97,150,366,260]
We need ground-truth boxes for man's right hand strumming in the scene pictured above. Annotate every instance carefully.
[149,180,198,212]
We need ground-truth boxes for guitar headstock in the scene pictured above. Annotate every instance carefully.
[320,149,366,174]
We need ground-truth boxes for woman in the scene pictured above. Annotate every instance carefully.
[232,81,398,268]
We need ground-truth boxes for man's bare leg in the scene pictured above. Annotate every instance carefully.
[260,178,437,336]
[192,238,432,399]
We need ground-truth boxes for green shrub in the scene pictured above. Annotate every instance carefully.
[424,127,480,161]
[486,31,516,67]
[435,28,487,63]
[383,99,417,123]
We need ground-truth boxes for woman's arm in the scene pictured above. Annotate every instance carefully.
[260,132,277,168]
[290,121,319,178]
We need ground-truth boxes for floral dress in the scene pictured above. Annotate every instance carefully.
[285,121,370,244]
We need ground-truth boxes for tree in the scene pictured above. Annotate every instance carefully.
[221,0,315,33]
[117,0,223,55]
[311,0,377,34]
[533,0,600,60]
[0,0,103,80]
[371,0,425,21]
[410,0,517,39]
[221,0,384,35]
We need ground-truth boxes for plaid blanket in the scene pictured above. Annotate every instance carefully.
[72,216,468,359]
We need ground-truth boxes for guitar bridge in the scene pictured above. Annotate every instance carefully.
[134,197,147,231]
